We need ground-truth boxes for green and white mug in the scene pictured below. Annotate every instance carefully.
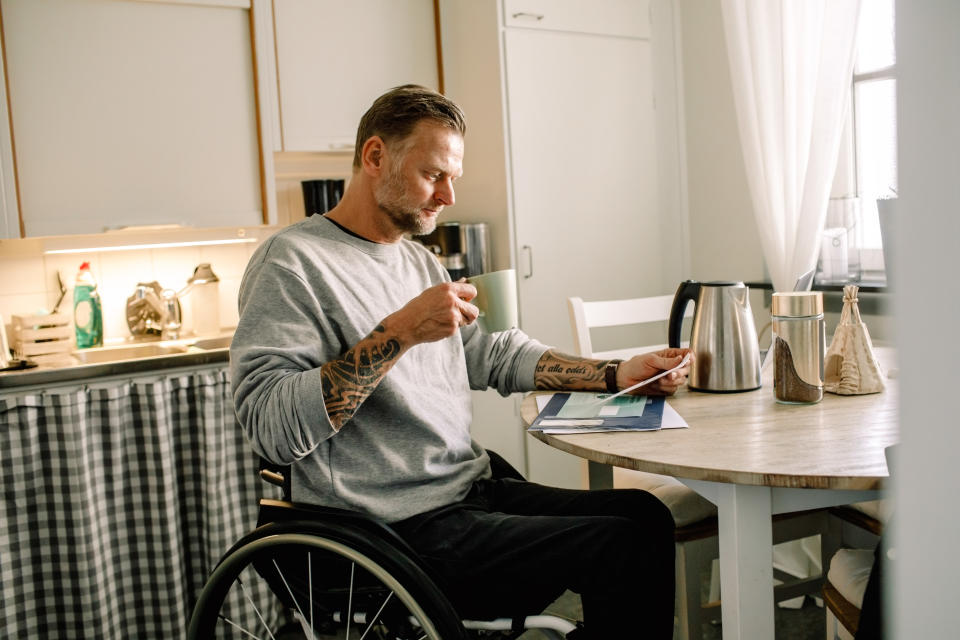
[466,269,518,333]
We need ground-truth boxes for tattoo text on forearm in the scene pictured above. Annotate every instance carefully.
[321,324,402,430]
[534,349,611,391]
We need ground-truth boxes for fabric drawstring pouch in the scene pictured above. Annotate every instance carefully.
[824,285,885,395]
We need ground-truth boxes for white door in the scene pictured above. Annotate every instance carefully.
[503,28,662,488]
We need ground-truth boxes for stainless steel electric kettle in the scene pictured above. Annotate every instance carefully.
[668,280,762,392]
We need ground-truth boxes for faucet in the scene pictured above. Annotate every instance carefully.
[126,281,182,340]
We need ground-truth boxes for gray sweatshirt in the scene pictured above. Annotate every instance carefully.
[231,216,548,522]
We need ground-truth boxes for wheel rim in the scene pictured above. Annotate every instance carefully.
[188,532,459,640]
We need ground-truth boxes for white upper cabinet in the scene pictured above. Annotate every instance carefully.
[0,0,267,238]
[503,0,649,38]
[273,0,439,152]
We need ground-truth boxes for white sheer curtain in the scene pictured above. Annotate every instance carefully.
[721,0,862,292]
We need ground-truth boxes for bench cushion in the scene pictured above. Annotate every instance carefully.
[849,500,890,524]
[613,468,717,527]
[827,548,875,609]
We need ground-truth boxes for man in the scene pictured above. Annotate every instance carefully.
[232,84,693,638]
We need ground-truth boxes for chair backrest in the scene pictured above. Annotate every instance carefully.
[567,294,691,360]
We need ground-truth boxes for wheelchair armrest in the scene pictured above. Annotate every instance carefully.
[259,458,292,500]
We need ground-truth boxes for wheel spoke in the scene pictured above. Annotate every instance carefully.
[218,613,268,640]
[238,577,278,640]
[346,562,355,640]
[357,591,394,640]
[271,558,313,639]
[308,551,314,639]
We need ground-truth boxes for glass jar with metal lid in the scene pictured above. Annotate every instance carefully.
[771,291,825,404]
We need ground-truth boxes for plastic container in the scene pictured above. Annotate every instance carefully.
[186,263,221,337]
[74,261,103,348]
[771,292,825,404]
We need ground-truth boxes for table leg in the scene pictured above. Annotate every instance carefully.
[587,460,613,490]
[715,483,775,640]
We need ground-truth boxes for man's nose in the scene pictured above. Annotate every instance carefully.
[436,179,455,206]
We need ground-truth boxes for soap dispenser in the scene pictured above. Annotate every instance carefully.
[74,261,103,348]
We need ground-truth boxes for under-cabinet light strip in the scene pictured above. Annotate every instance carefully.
[44,238,256,255]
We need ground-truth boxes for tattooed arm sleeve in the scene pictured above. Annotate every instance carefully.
[320,323,405,431]
[533,349,617,391]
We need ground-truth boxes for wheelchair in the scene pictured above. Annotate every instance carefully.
[187,453,578,639]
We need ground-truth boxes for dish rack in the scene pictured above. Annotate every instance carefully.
[11,313,73,365]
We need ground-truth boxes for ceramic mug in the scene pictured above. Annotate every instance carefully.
[466,269,518,333]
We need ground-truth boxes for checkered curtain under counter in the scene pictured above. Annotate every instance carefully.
[0,368,269,638]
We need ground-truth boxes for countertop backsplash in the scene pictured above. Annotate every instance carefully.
[1,236,267,348]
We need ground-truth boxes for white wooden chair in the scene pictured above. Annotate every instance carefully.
[568,295,834,640]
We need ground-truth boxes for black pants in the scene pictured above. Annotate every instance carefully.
[391,472,676,638]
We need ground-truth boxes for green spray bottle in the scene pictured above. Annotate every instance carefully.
[74,261,103,348]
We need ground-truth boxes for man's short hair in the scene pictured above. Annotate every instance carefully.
[353,85,466,169]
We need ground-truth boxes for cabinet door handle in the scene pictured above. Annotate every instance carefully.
[522,245,534,279]
[511,12,544,21]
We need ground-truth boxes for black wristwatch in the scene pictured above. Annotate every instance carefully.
[605,360,623,394]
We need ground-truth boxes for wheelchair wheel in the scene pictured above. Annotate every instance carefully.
[188,520,469,640]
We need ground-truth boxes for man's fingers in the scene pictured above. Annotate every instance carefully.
[451,281,477,302]
[457,299,479,325]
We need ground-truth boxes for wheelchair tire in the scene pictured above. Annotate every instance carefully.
[187,519,469,640]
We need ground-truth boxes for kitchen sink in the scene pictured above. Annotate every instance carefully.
[71,343,191,364]
[190,335,232,350]
[1,333,236,390]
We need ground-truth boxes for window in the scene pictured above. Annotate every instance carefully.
[824,0,896,284]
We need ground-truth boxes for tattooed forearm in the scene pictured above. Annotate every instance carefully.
[321,324,404,430]
[534,349,614,391]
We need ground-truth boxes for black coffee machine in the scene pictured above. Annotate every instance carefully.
[420,223,467,280]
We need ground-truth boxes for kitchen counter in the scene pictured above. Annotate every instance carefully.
[0,332,233,391]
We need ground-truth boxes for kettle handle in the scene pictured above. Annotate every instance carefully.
[668,280,700,348]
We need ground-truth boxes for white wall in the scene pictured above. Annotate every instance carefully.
[893,1,960,636]
[676,0,764,285]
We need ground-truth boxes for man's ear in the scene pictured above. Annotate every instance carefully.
[361,136,386,176]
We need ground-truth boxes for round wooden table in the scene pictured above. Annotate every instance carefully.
[521,348,898,639]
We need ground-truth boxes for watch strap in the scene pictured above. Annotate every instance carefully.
[605,360,623,394]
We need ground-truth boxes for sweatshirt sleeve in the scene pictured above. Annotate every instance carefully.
[460,323,550,396]
[230,260,338,465]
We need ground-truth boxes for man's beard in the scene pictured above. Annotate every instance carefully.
[374,164,438,236]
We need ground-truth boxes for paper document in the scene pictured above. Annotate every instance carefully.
[557,393,649,419]
[529,393,664,434]
[535,394,688,431]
